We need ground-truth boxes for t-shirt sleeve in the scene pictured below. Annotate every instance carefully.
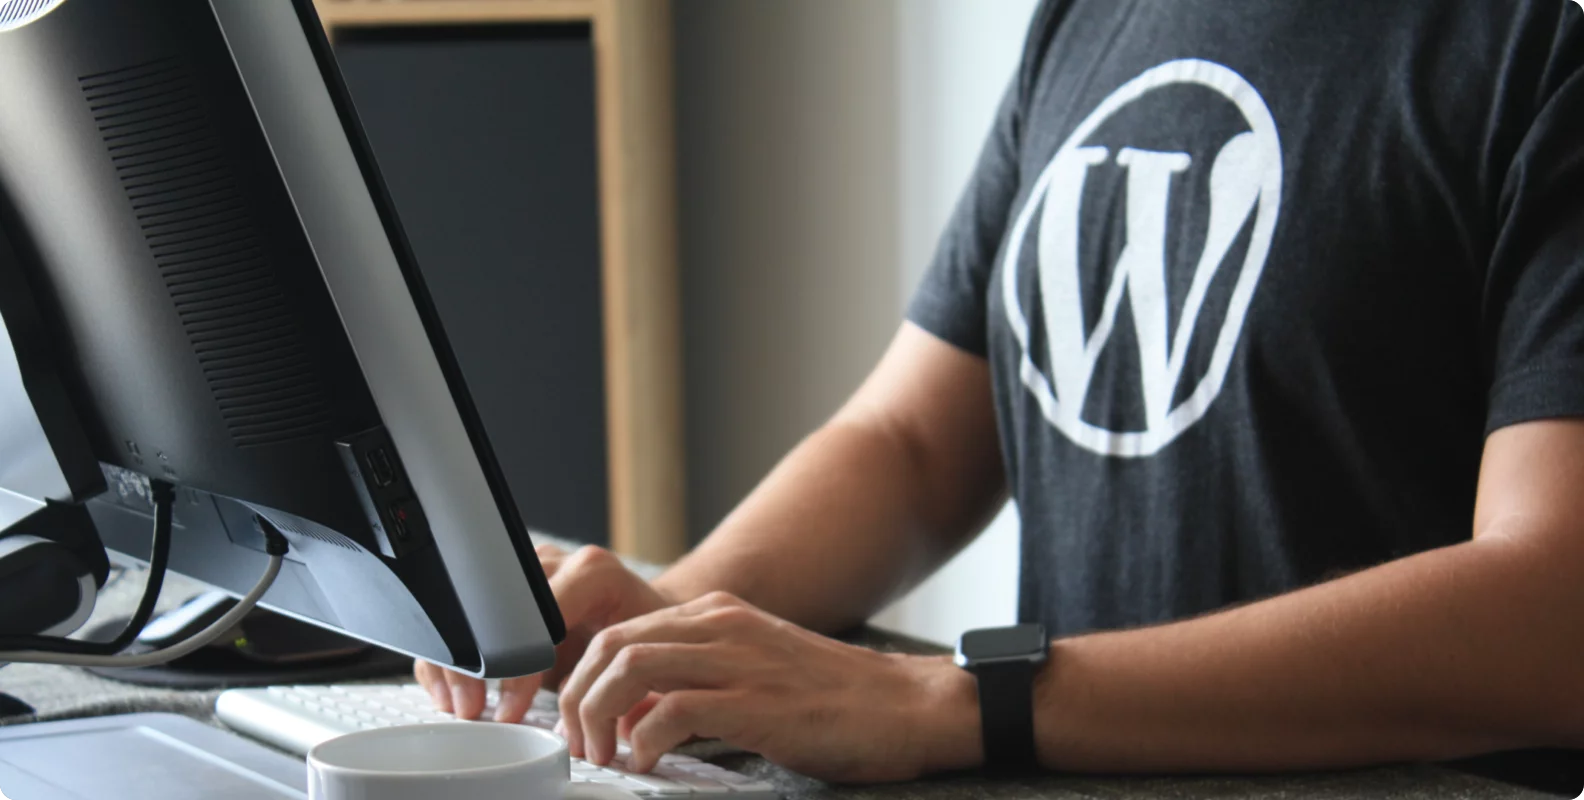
[904,77,1024,358]
[1484,51,1584,433]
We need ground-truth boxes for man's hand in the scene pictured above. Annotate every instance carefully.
[556,591,979,784]
[414,543,673,723]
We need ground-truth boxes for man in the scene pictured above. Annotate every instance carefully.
[419,0,1584,787]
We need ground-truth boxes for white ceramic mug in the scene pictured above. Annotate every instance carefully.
[307,722,639,800]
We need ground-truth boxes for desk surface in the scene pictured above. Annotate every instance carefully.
[0,567,1555,800]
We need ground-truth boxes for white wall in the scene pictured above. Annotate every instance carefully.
[675,0,1037,646]
[674,0,903,539]
[874,0,1036,645]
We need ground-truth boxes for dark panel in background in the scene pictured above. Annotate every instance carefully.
[334,24,610,546]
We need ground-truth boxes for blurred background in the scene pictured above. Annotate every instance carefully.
[320,0,1038,646]
[673,0,1035,645]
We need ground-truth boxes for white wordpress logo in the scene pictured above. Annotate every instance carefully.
[1001,59,1283,457]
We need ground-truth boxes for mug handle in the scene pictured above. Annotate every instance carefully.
[563,782,642,800]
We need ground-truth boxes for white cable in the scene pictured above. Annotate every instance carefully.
[0,555,283,668]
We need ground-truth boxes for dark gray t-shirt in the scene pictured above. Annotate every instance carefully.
[909,0,1584,636]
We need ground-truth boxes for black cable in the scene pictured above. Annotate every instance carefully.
[0,480,176,655]
[100,480,175,653]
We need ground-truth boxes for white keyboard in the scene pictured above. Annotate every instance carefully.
[215,684,778,798]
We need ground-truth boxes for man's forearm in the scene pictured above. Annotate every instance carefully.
[919,532,1584,774]
[653,419,996,634]
[1030,533,1584,771]
[652,325,1004,634]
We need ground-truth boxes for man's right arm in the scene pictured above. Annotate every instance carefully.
[651,321,1006,634]
[630,58,1026,638]
[418,322,1004,718]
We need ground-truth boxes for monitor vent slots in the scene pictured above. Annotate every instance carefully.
[261,511,361,553]
[81,58,331,449]
[0,0,57,27]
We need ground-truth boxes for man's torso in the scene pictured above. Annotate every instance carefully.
[952,1,1584,634]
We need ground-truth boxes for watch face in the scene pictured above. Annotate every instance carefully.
[960,624,1047,662]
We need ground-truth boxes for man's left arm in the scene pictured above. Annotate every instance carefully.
[553,419,1584,780]
[1013,417,1584,772]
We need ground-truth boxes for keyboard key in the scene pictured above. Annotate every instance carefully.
[673,776,730,794]
[673,763,723,776]
[654,765,730,792]
[589,775,654,794]
[620,773,692,794]
[714,773,775,793]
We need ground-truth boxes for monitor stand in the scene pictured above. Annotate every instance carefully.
[82,592,410,689]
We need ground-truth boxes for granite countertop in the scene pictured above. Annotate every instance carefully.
[0,559,1558,799]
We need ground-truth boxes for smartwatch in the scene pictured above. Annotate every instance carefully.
[954,623,1048,772]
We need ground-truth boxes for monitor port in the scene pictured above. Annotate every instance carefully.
[387,499,414,541]
[366,447,397,488]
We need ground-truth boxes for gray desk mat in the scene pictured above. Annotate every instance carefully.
[0,559,1552,799]
[0,713,307,799]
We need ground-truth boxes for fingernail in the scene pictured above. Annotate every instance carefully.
[553,719,567,739]
[450,686,468,718]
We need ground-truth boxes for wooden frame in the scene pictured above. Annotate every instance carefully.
[314,0,686,563]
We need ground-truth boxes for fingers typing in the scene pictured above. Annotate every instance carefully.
[494,674,544,723]
[441,669,488,720]
[413,660,453,714]
[626,691,743,773]
[558,596,744,761]
[578,643,729,764]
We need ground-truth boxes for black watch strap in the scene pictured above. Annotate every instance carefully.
[975,660,1038,772]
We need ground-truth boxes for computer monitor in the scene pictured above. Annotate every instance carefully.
[0,0,565,677]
